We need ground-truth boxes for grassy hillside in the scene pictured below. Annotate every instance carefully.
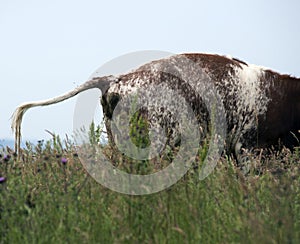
[0,133,299,243]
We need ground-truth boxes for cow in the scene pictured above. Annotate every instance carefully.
[11,53,300,165]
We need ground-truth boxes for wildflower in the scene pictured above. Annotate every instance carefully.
[3,154,11,162]
[61,157,68,164]
[0,177,6,183]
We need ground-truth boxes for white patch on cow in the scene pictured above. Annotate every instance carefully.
[224,62,270,149]
[235,63,265,113]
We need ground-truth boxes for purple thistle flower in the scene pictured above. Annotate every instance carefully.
[61,157,68,164]
[0,177,6,183]
[3,155,11,162]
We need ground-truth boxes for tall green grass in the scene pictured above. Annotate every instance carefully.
[0,131,299,243]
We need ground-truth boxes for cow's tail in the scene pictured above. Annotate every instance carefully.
[11,76,115,159]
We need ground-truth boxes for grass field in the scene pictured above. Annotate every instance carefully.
[0,132,299,243]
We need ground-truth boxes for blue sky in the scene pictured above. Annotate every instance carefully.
[1,0,300,142]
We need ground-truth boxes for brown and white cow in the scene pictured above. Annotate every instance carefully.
[12,53,300,162]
